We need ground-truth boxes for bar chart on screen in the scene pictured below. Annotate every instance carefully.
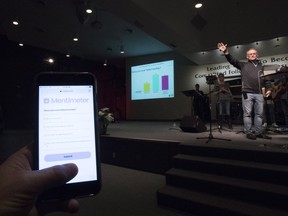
[131,60,174,100]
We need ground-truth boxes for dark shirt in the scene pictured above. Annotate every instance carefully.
[225,54,263,94]
[193,90,204,101]
[193,90,205,118]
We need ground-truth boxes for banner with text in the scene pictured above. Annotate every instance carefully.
[192,53,288,81]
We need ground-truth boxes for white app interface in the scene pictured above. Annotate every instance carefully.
[38,85,97,183]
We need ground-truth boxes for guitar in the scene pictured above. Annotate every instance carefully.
[271,82,286,99]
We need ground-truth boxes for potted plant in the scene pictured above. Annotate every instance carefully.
[98,107,114,135]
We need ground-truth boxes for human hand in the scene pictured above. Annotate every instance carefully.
[217,42,228,53]
[0,145,79,216]
[265,90,272,98]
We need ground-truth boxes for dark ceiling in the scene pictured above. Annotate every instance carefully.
[1,0,288,66]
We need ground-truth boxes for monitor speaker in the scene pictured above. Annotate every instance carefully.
[179,116,207,133]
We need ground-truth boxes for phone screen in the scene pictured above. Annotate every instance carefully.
[38,84,98,184]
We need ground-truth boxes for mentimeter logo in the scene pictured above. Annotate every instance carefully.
[43,97,89,104]
[44,98,50,104]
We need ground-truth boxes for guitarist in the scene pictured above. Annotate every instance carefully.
[275,75,288,126]
[271,81,285,100]
[262,81,279,129]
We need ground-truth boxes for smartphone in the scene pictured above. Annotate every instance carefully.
[34,72,101,201]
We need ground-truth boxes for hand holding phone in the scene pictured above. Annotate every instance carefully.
[34,72,101,201]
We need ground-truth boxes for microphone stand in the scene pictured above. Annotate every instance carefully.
[197,76,231,143]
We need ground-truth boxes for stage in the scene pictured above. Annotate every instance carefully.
[1,120,288,173]
[98,120,288,174]
[104,120,288,150]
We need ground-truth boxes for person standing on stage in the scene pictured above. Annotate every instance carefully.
[274,75,288,126]
[213,73,233,129]
[217,42,271,140]
[262,79,279,129]
[193,84,205,121]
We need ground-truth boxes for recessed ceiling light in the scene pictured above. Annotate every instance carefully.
[19,43,24,46]
[47,58,54,63]
[12,20,19,25]
[120,45,124,54]
[73,32,79,41]
[195,3,203,8]
[86,9,92,14]
[85,1,93,14]
[103,59,107,66]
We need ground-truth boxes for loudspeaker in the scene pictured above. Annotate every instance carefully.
[179,116,207,133]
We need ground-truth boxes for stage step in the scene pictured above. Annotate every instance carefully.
[178,143,288,165]
[157,185,288,216]
[165,168,288,210]
[157,144,288,215]
[173,154,288,185]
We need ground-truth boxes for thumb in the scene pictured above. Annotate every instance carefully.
[31,164,78,192]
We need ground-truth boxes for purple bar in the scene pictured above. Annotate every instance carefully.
[162,75,169,90]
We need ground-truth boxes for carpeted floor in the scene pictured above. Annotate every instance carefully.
[50,163,191,216]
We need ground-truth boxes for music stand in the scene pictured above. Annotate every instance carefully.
[197,75,231,143]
